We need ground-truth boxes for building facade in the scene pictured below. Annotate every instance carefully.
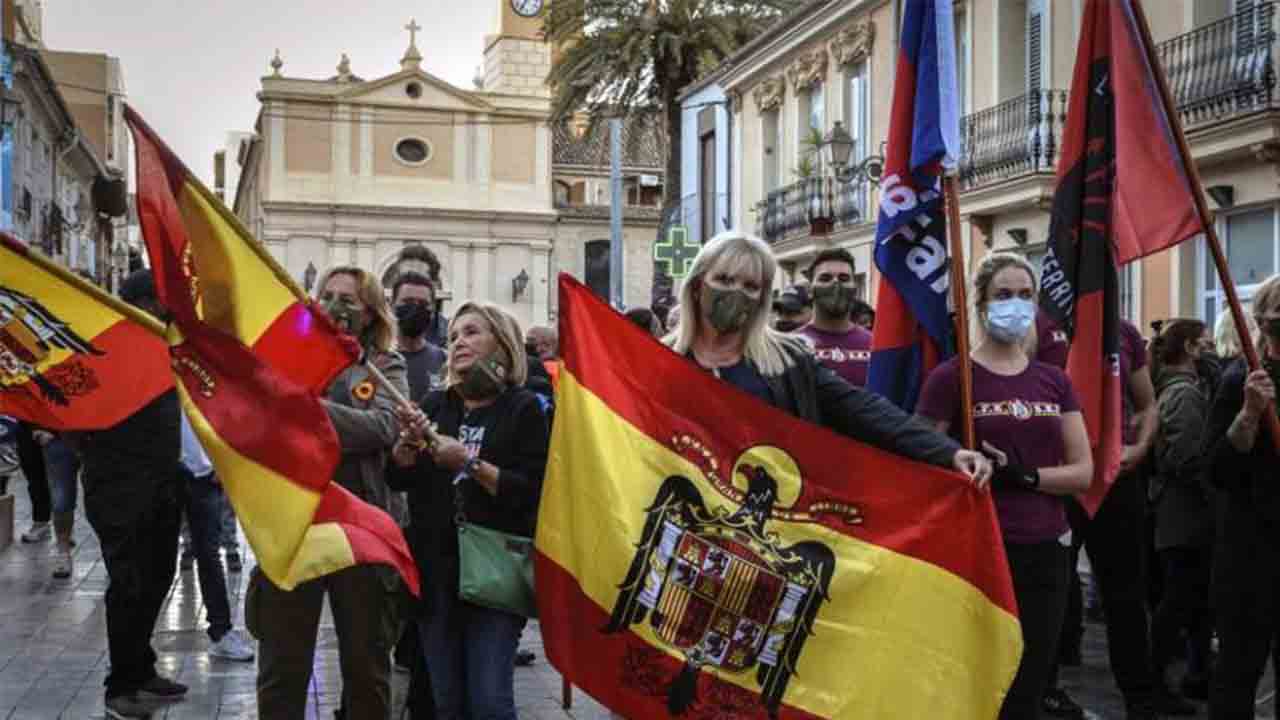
[685,0,1280,333]
[233,2,664,328]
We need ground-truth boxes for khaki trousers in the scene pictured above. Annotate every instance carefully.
[248,564,399,720]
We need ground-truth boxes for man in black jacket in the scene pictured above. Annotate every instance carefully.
[82,270,186,719]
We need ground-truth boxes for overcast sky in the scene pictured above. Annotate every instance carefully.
[44,1,499,186]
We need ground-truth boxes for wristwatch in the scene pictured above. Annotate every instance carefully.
[462,457,483,478]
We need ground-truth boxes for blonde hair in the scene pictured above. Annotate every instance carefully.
[1214,310,1257,359]
[973,252,1038,308]
[315,265,395,353]
[444,302,529,389]
[666,231,806,376]
[1252,273,1280,356]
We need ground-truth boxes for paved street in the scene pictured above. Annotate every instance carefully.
[0,471,1273,719]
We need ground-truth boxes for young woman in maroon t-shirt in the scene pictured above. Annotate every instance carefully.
[917,252,1092,720]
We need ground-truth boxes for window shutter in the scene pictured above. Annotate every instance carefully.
[1026,0,1045,95]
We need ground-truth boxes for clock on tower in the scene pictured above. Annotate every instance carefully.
[484,0,552,96]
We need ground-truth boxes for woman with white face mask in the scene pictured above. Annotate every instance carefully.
[916,252,1092,720]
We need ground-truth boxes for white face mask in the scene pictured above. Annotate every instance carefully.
[984,298,1036,344]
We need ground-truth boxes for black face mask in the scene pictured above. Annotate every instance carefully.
[812,284,855,318]
[395,302,433,338]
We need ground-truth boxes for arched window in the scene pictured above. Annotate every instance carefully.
[585,239,611,299]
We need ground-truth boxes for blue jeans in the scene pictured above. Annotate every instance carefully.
[417,572,526,720]
[178,468,232,641]
[41,438,80,514]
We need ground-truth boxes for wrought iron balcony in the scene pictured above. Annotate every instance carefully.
[754,176,870,245]
[1156,0,1277,128]
[958,89,1068,190]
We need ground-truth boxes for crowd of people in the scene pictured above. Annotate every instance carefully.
[2,230,1278,720]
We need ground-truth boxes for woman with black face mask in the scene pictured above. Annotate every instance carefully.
[665,232,992,483]
[1204,274,1280,718]
[388,302,550,720]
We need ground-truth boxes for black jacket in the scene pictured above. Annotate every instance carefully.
[1151,367,1213,550]
[1205,358,1280,534]
[759,345,961,469]
[386,385,550,569]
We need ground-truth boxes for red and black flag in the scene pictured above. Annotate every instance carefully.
[1040,0,1204,514]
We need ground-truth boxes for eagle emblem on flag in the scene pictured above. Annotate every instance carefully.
[0,286,104,404]
[606,441,844,718]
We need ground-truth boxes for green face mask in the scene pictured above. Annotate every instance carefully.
[322,297,365,337]
[701,284,755,334]
[813,283,855,318]
[459,353,507,400]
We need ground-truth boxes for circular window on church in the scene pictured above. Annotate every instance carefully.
[394,137,432,166]
[406,82,423,99]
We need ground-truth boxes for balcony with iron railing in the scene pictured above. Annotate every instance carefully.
[753,176,871,245]
[959,2,1279,192]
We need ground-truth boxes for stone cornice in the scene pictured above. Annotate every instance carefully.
[752,76,786,112]
[261,200,558,223]
[829,20,875,67]
[786,48,829,91]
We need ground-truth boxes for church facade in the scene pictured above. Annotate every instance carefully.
[232,5,664,329]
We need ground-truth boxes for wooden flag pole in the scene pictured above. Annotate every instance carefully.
[943,176,977,450]
[1129,0,1280,450]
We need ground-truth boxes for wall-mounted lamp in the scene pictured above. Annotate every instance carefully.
[0,87,23,129]
[1206,185,1235,209]
[303,261,318,293]
[1006,228,1029,246]
[512,268,530,302]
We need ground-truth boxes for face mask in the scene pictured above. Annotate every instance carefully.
[701,284,755,334]
[813,284,855,318]
[775,320,804,333]
[322,296,365,337]
[395,302,433,338]
[984,298,1036,344]
[459,353,507,400]
[1259,317,1280,343]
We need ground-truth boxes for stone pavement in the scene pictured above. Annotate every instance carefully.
[0,471,1274,719]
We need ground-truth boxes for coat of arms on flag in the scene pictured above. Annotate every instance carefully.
[0,287,105,404]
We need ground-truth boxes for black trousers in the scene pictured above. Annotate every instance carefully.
[1001,538,1071,720]
[1049,470,1157,705]
[1210,489,1280,719]
[16,422,49,524]
[83,465,181,699]
[1151,546,1212,677]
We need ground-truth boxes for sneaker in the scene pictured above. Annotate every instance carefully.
[180,552,194,572]
[20,521,50,543]
[225,549,243,573]
[52,548,72,579]
[209,629,255,662]
[105,694,155,719]
[1042,687,1086,719]
[137,675,187,701]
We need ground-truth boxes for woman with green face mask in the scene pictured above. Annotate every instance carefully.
[388,301,550,720]
[666,232,992,485]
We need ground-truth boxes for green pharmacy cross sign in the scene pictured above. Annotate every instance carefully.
[654,225,699,279]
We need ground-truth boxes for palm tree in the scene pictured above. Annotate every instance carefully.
[545,0,801,207]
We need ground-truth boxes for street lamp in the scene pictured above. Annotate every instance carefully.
[822,121,884,186]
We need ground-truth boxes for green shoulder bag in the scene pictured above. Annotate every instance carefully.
[455,477,537,618]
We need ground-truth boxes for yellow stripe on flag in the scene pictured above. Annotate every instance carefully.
[536,371,1021,719]
[175,182,299,346]
[282,523,358,589]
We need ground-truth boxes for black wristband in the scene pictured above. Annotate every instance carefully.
[992,463,1040,491]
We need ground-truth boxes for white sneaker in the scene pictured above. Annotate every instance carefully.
[20,521,50,543]
[209,629,255,662]
[52,548,72,579]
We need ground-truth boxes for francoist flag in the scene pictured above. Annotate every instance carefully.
[536,276,1022,719]
[868,0,961,412]
[0,233,172,429]
[1039,0,1204,514]
[126,106,419,594]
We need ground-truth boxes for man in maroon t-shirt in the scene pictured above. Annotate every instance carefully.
[1036,313,1183,716]
[800,248,873,388]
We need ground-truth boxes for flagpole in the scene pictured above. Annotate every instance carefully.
[1129,0,1280,450]
[943,177,976,450]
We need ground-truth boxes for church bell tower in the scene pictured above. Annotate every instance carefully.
[482,0,552,97]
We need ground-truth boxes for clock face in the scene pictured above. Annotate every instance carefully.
[512,0,543,17]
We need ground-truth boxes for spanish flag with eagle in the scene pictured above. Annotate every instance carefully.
[536,277,1022,719]
[126,106,418,594]
[0,233,172,429]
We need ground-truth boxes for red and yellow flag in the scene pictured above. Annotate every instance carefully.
[0,233,172,429]
[126,106,418,594]
[537,276,1022,719]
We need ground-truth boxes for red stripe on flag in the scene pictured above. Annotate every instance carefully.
[252,302,360,397]
[1065,292,1122,515]
[535,552,826,720]
[559,276,1016,616]
[313,483,421,597]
